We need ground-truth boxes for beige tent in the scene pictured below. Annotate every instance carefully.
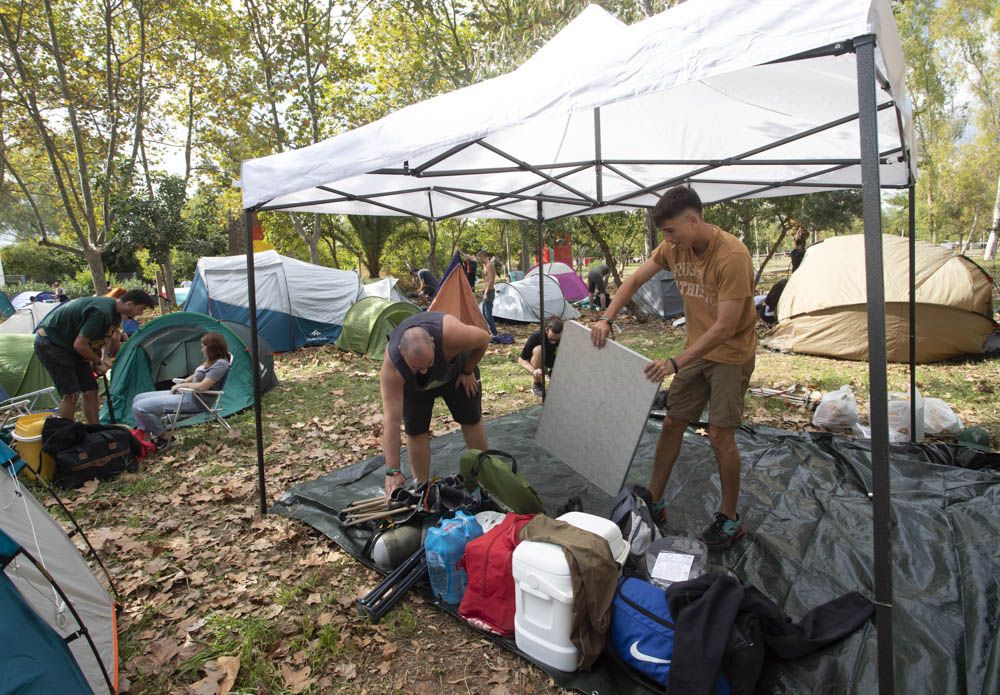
[761,235,995,363]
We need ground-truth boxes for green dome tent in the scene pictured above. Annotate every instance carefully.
[335,296,421,360]
[101,312,278,427]
[0,334,54,398]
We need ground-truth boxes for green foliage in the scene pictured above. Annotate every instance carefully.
[0,241,85,282]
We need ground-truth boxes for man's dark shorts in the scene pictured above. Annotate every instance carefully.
[403,368,482,436]
[34,335,97,396]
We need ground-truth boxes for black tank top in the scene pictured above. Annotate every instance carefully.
[387,312,466,391]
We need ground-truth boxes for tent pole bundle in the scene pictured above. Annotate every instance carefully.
[239,1,920,689]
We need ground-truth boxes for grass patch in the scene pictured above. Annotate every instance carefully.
[382,604,418,639]
[107,473,160,497]
[181,613,278,688]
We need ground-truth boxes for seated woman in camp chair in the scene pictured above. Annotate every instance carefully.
[130,332,230,451]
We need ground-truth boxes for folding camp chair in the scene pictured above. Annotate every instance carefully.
[160,353,233,438]
[0,385,60,430]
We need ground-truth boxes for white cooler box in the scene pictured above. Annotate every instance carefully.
[512,512,629,672]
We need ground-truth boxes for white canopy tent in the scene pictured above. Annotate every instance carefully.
[240,2,916,688]
[241,0,912,217]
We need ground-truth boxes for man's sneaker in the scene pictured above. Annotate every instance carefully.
[651,498,668,524]
[531,382,545,398]
[701,512,745,550]
[153,436,172,453]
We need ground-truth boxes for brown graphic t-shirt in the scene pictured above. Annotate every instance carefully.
[652,226,756,364]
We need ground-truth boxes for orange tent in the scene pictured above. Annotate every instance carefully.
[428,266,489,332]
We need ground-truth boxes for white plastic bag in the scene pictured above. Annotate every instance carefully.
[924,397,963,435]
[852,421,910,444]
[812,385,859,429]
[886,392,914,439]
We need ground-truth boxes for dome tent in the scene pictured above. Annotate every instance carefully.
[0,301,60,334]
[526,262,589,301]
[1,449,119,694]
[336,296,421,360]
[633,269,684,319]
[184,250,362,352]
[761,235,995,362]
[101,312,278,427]
[490,274,580,323]
[0,334,54,397]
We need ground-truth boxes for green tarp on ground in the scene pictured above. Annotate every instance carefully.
[335,296,420,360]
[101,312,278,426]
[273,407,1000,695]
[0,334,54,397]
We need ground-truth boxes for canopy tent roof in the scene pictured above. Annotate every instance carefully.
[241,0,914,220]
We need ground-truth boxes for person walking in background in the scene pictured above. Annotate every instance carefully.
[477,249,498,338]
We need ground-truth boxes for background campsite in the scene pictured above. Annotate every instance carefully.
[1,0,999,694]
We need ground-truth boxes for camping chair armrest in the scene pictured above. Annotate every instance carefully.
[175,387,222,395]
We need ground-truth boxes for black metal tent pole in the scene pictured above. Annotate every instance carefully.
[855,33,894,693]
[908,184,917,441]
[245,208,268,515]
[537,200,546,397]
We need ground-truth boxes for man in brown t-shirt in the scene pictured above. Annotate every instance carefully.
[592,185,756,550]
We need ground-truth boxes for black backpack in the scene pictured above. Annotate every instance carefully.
[609,485,661,574]
[42,417,140,488]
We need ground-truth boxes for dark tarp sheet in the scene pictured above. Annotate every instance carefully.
[272,406,1000,694]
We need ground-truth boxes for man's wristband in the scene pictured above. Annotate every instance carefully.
[385,468,403,477]
[668,357,679,373]
[597,316,612,323]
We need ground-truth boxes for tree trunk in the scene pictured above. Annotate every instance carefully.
[754,221,791,288]
[228,213,244,256]
[984,173,999,262]
[427,220,439,275]
[644,210,658,258]
[84,248,109,295]
[154,269,166,315]
[162,255,177,305]
[519,222,530,273]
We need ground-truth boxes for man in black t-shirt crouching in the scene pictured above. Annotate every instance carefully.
[518,317,563,398]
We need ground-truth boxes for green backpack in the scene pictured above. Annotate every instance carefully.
[459,449,546,515]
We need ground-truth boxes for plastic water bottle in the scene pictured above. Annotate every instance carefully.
[424,510,483,604]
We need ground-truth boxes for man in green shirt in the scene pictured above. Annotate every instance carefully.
[35,289,155,423]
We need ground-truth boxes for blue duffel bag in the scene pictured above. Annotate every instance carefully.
[609,576,729,694]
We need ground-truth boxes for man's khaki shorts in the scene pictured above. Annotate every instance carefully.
[666,356,755,429]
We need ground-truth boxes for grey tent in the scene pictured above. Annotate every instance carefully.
[633,270,684,319]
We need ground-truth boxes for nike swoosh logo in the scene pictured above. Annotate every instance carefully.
[629,641,671,665]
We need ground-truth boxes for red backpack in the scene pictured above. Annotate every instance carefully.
[458,513,536,637]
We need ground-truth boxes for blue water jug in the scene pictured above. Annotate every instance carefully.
[425,510,483,604]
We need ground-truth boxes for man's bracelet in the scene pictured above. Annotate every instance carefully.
[385,468,403,477]
[669,357,679,373]
[597,316,612,323]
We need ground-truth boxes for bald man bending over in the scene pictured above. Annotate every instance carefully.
[381,311,491,502]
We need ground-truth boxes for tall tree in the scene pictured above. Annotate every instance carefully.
[0,0,171,293]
